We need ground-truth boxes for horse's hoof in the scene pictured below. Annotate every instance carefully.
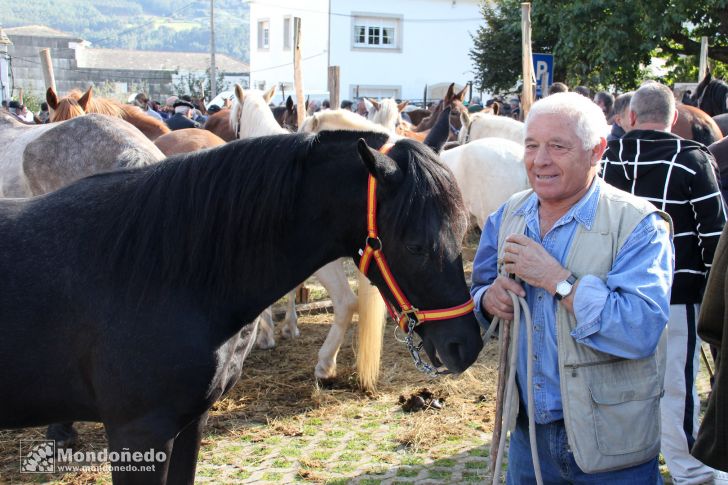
[281,325,300,339]
[255,337,276,350]
[315,363,336,381]
[46,423,79,449]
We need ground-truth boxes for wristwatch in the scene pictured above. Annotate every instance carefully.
[555,274,577,301]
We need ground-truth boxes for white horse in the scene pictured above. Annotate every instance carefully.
[366,97,409,134]
[231,84,386,390]
[458,110,525,145]
[440,137,529,228]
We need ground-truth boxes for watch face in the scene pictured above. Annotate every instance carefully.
[556,280,572,296]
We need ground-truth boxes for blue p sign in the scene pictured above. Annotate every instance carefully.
[532,53,554,97]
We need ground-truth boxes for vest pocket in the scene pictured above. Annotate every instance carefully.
[588,382,661,455]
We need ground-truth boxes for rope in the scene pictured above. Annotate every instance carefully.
[489,289,543,485]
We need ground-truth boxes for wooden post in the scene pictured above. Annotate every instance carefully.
[540,69,548,98]
[698,36,709,83]
[293,17,305,128]
[328,66,340,109]
[210,0,217,99]
[39,48,56,92]
[520,3,534,119]
[423,84,427,108]
[18,87,23,105]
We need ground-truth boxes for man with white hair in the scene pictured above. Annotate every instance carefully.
[472,92,673,482]
[602,82,725,485]
[165,99,200,131]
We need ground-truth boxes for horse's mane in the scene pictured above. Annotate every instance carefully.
[104,130,464,299]
[300,110,391,136]
[230,90,287,138]
[382,137,468,256]
[50,91,86,122]
[118,104,170,138]
[369,99,402,132]
[107,134,314,299]
[701,79,728,115]
[86,96,126,118]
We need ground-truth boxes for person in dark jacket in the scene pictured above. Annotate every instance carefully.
[693,223,728,474]
[606,92,633,142]
[602,82,726,485]
[165,100,200,131]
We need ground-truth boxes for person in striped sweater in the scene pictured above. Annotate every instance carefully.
[601,82,726,485]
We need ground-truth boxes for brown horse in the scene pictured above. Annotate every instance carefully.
[406,107,434,126]
[203,108,236,141]
[46,87,170,141]
[673,104,723,146]
[154,128,226,156]
[414,83,468,141]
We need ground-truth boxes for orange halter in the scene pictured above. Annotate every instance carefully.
[358,143,475,333]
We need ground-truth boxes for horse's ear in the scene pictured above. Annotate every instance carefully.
[445,83,455,102]
[263,85,276,103]
[423,106,451,153]
[357,139,403,186]
[305,96,310,110]
[454,84,469,102]
[368,98,381,112]
[286,96,293,111]
[78,87,93,111]
[46,87,59,110]
[397,100,409,112]
[459,109,471,129]
[234,84,245,104]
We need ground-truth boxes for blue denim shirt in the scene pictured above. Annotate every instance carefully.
[471,178,673,423]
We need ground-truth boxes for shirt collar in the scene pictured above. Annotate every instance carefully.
[514,177,602,231]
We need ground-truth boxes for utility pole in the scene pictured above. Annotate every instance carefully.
[698,36,708,83]
[520,2,534,119]
[210,0,217,99]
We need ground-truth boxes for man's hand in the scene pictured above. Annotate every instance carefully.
[501,233,570,294]
[483,275,525,321]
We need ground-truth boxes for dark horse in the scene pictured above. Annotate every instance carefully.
[0,130,482,484]
[691,69,728,117]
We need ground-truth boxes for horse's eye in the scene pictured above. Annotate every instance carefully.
[406,244,425,255]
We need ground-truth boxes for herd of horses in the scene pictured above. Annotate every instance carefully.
[1,73,727,484]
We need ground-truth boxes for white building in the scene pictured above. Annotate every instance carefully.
[249,0,482,105]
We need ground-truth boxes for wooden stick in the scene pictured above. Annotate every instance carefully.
[490,317,510,474]
[328,66,340,110]
[39,49,56,93]
[293,17,305,128]
[520,3,534,119]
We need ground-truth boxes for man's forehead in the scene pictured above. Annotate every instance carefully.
[526,114,577,138]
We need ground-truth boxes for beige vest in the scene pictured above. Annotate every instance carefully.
[498,182,672,473]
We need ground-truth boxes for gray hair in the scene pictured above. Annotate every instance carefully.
[629,83,675,128]
[525,92,608,150]
[174,105,191,115]
[613,91,634,116]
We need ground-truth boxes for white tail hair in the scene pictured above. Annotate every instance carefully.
[355,271,386,391]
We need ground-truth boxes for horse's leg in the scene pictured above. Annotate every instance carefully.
[255,307,276,349]
[105,418,175,485]
[313,259,358,381]
[46,422,78,448]
[280,289,300,339]
[166,412,208,485]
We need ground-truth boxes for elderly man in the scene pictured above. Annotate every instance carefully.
[165,99,200,131]
[472,92,673,482]
[602,82,725,485]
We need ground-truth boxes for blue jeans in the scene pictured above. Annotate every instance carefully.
[506,412,663,484]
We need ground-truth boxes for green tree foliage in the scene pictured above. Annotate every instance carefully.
[470,0,728,93]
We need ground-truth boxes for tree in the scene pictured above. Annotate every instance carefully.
[470,0,728,93]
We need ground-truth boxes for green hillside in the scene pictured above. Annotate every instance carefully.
[0,0,249,62]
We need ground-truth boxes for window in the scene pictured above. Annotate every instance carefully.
[283,16,291,50]
[353,16,399,49]
[257,20,270,49]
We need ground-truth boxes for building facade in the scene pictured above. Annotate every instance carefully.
[249,0,482,105]
[4,25,249,102]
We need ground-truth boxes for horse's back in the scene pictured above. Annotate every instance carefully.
[154,128,226,156]
[467,113,524,145]
[441,137,527,227]
[7,115,164,196]
[204,109,235,141]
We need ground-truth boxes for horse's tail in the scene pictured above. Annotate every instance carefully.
[356,271,386,391]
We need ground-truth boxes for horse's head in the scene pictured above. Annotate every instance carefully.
[271,95,298,131]
[231,83,286,138]
[47,87,92,122]
[354,138,483,373]
[692,68,713,109]
[367,98,407,134]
